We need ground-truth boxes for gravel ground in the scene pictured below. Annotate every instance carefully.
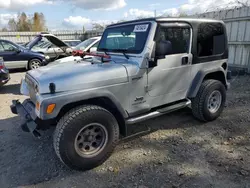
[0,71,250,188]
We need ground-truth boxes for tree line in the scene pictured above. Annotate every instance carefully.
[1,12,47,32]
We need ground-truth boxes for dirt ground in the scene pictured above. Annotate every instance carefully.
[0,71,250,188]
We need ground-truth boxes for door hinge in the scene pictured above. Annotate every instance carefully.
[145,85,153,92]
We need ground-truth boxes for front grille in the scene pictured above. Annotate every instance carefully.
[25,74,38,103]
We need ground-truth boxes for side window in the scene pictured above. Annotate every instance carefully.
[92,41,100,48]
[197,23,225,57]
[157,27,191,55]
[0,43,4,52]
[1,41,17,52]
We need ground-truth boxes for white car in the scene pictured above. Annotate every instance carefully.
[49,36,101,65]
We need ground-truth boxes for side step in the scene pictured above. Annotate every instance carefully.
[126,99,191,125]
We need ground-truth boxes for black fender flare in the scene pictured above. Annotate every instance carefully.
[41,90,129,120]
[187,67,227,98]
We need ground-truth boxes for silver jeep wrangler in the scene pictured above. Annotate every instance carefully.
[11,18,230,171]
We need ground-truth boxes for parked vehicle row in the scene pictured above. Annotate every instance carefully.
[25,33,72,61]
[51,36,101,64]
[0,34,101,71]
[0,39,48,70]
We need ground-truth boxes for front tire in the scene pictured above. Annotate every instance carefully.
[53,105,119,171]
[191,79,226,122]
[28,59,41,70]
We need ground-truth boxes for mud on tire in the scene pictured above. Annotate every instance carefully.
[191,79,226,122]
[53,105,119,171]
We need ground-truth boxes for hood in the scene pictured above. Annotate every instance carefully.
[22,48,45,57]
[27,34,70,53]
[27,61,129,94]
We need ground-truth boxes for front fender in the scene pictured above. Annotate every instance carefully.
[39,89,128,120]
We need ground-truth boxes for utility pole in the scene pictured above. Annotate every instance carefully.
[154,10,157,17]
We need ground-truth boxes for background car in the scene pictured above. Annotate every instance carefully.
[73,36,101,51]
[0,57,10,86]
[49,36,101,65]
[26,33,72,61]
[0,39,48,70]
[63,40,82,47]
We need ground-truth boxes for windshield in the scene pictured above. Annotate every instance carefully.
[26,36,43,49]
[37,41,51,48]
[31,40,52,50]
[64,41,81,47]
[75,38,97,50]
[98,23,151,54]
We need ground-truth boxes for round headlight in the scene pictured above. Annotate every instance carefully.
[45,56,50,60]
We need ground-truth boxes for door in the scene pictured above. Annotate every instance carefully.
[147,24,193,104]
[0,41,27,69]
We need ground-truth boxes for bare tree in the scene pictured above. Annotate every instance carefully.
[32,12,46,31]
[8,18,17,31]
[92,23,105,31]
[1,27,8,32]
[16,12,31,31]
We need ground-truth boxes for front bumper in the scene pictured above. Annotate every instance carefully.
[10,99,41,137]
[42,59,49,66]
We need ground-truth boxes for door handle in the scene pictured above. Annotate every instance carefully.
[182,56,189,65]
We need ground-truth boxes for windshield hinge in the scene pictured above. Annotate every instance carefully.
[145,85,153,92]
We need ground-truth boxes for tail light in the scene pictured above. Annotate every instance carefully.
[0,57,5,69]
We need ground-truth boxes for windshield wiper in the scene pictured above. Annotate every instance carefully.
[113,49,129,59]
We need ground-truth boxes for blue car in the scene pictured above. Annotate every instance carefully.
[0,39,49,70]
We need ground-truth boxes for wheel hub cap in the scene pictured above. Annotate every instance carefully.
[207,90,222,113]
[74,123,108,158]
[31,61,40,69]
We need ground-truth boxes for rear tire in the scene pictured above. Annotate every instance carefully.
[53,105,119,171]
[28,59,41,70]
[191,79,226,122]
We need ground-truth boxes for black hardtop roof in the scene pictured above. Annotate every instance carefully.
[107,17,224,28]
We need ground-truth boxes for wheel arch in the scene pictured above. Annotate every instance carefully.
[188,67,227,98]
[56,96,128,137]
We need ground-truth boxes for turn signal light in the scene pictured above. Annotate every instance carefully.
[46,104,56,114]
[36,102,40,111]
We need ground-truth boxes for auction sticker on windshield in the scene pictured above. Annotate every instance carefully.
[133,24,149,32]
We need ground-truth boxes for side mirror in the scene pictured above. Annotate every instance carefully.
[148,58,157,68]
[148,41,172,68]
[90,47,97,53]
[15,48,21,53]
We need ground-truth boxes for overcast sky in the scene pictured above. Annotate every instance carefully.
[0,0,249,30]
